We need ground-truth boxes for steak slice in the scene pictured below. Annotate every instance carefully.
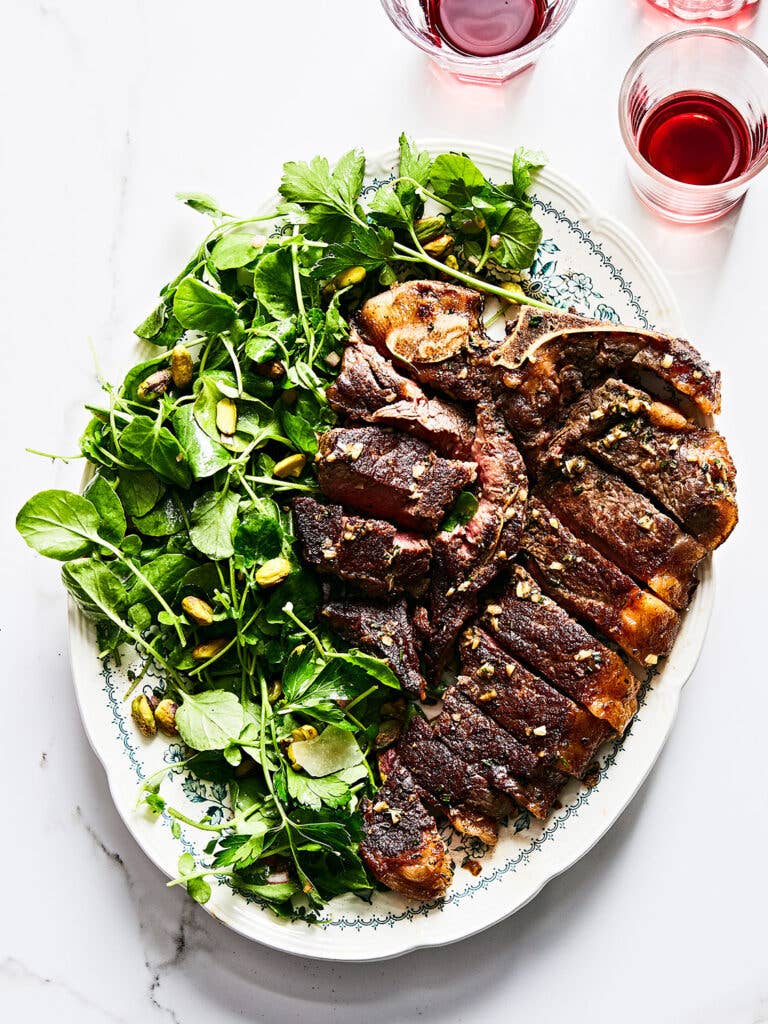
[433,687,567,819]
[522,496,680,665]
[459,627,612,777]
[316,426,477,533]
[423,400,529,684]
[322,596,427,700]
[481,566,640,734]
[360,757,453,900]
[356,279,494,401]
[396,714,514,821]
[293,497,431,597]
[492,306,721,462]
[542,378,738,550]
[538,460,706,610]
[326,338,475,458]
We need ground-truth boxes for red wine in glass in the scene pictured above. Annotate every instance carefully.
[422,0,547,57]
[638,91,752,186]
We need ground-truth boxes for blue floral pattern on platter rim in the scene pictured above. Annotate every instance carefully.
[70,144,711,956]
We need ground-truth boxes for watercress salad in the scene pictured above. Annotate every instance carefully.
[16,135,548,916]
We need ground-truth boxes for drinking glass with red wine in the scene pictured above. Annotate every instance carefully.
[619,28,768,222]
[379,0,577,83]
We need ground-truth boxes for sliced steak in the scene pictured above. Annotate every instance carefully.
[538,460,706,610]
[423,400,529,684]
[322,596,427,700]
[396,714,514,821]
[459,627,612,777]
[356,279,494,401]
[316,426,476,533]
[327,338,475,458]
[481,566,640,734]
[360,757,453,900]
[433,687,567,819]
[492,306,721,463]
[293,497,431,597]
[522,496,680,665]
[542,378,737,550]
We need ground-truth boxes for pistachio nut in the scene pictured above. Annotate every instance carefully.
[154,699,179,737]
[414,215,446,243]
[131,694,157,738]
[170,345,194,388]
[444,254,459,271]
[267,679,282,704]
[292,724,319,743]
[335,266,366,288]
[216,398,238,436]
[256,359,285,380]
[181,595,214,626]
[192,637,229,660]
[272,453,306,479]
[422,234,454,258]
[255,557,292,588]
[137,368,173,400]
[500,281,527,302]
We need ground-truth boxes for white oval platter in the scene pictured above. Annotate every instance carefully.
[68,140,713,961]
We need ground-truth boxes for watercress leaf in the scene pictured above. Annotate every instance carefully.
[132,491,185,537]
[440,490,480,533]
[252,248,296,319]
[16,490,102,560]
[189,490,240,560]
[176,690,244,751]
[173,277,236,333]
[127,553,197,608]
[172,405,231,479]
[265,571,320,627]
[176,191,230,218]
[117,469,164,518]
[233,500,284,565]
[429,152,487,206]
[134,302,167,340]
[223,741,242,767]
[186,876,212,904]
[62,558,129,621]
[120,417,192,488]
[332,650,401,690]
[83,475,126,544]
[492,207,543,270]
[121,355,171,404]
[178,852,195,876]
[210,233,260,270]
[180,563,221,600]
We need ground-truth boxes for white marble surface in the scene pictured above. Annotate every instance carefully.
[1,0,767,1020]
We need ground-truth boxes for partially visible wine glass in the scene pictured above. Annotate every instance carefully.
[645,0,759,19]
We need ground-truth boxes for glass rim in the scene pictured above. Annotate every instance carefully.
[618,26,768,194]
[378,0,578,69]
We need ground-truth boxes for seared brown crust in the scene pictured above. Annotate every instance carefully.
[522,496,680,664]
[360,758,453,900]
[322,597,427,700]
[459,628,612,777]
[492,306,721,462]
[396,715,514,820]
[542,379,737,550]
[481,566,640,734]
[326,338,476,458]
[433,687,567,819]
[293,497,431,597]
[356,280,496,401]
[316,426,476,533]
[538,461,706,610]
[423,400,529,683]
